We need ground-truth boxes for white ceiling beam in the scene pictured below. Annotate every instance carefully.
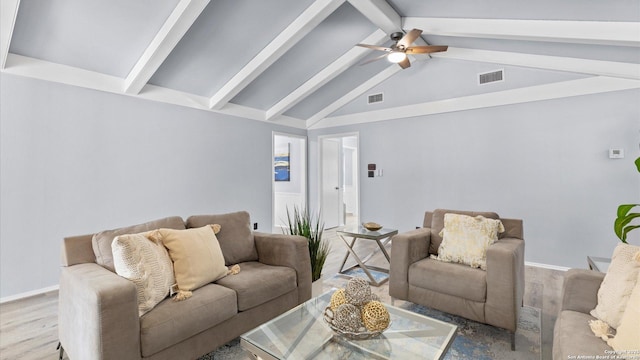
[0,0,20,69]
[306,63,401,128]
[404,17,640,47]
[124,0,209,94]
[265,29,387,121]
[208,0,345,110]
[347,0,401,34]
[311,76,640,129]
[433,47,640,80]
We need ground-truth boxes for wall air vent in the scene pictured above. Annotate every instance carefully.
[478,69,504,85]
[367,93,383,104]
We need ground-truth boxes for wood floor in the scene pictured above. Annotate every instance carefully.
[0,223,566,360]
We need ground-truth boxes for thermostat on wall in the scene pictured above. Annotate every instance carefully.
[609,148,624,159]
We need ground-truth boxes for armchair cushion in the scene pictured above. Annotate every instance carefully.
[433,213,504,270]
[409,258,487,302]
[429,209,499,255]
[186,211,258,265]
[215,261,297,311]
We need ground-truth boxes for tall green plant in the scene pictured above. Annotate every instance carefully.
[284,206,330,282]
[614,157,640,243]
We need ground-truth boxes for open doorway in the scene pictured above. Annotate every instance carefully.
[319,133,359,229]
[272,132,307,233]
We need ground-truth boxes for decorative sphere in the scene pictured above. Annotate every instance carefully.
[344,277,372,306]
[330,289,347,310]
[361,301,390,332]
[334,304,364,332]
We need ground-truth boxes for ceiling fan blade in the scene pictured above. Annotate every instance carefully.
[397,29,423,49]
[359,53,388,66]
[356,43,392,52]
[405,45,449,54]
[398,57,411,69]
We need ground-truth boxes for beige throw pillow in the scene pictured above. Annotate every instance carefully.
[151,225,228,294]
[607,277,640,352]
[112,233,175,316]
[432,213,505,270]
[591,243,640,329]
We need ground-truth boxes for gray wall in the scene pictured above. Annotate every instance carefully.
[309,89,640,269]
[0,73,303,298]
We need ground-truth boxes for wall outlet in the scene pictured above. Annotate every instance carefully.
[253,222,258,230]
[609,148,624,159]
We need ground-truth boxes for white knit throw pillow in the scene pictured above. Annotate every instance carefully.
[590,243,640,329]
[112,233,175,316]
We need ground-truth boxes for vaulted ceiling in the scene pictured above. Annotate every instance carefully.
[2,0,639,129]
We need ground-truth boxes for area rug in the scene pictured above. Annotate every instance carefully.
[200,274,541,359]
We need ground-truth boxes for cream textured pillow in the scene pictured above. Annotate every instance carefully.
[432,213,505,270]
[112,233,175,316]
[607,277,640,352]
[591,243,640,329]
[150,225,228,294]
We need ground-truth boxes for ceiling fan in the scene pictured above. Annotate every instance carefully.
[356,29,448,69]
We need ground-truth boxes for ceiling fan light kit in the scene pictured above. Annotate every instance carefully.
[357,28,448,69]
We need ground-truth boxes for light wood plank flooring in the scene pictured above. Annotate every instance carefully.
[1,224,565,360]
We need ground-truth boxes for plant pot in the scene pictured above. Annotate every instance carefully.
[312,277,324,298]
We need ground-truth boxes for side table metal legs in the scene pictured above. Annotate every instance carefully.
[336,234,392,286]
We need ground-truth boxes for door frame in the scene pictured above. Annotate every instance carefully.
[272,131,307,233]
[317,132,360,228]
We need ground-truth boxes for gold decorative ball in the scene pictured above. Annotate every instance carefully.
[330,289,347,310]
[344,277,372,306]
[361,301,390,332]
[334,304,364,332]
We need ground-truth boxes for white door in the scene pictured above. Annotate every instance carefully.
[321,138,341,229]
[273,133,306,233]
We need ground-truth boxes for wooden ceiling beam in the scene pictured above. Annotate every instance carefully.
[124,0,209,94]
[208,0,345,110]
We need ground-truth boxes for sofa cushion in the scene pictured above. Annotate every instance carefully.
[590,243,640,329]
[408,258,487,302]
[186,211,258,265]
[553,310,612,360]
[429,209,499,255]
[140,284,237,357]
[92,216,185,272]
[434,214,504,270]
[215,261,297,311]
[608,278,640,351]
[112,233,175,316]
[150,225,229,293]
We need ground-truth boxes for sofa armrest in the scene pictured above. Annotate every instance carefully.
[59,263,141,360]
[389,228,431,300]
[254,232,312,304]
[560,268,605,314]
[485,237,525,332]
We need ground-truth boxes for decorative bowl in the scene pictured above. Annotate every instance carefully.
[362,222,383,231]
[323,306,390,340]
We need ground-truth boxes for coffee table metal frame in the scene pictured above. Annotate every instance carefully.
[240,290,457,360]
[336,227,398,286]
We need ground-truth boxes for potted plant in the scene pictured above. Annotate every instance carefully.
[614,156,640,243]
[284,206,330,296]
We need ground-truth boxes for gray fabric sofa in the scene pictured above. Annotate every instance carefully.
[58,211,312,360]
[553,268,610,359]
[389,209,525,349]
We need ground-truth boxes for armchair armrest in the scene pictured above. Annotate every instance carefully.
[559,268,605,314]
[485,238,525,332]
[389,228,431,300]
[254,232,312,304]
[59,263,141,360]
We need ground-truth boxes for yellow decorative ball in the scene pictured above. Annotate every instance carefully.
[330,289,347,310]
[361,301,390,332]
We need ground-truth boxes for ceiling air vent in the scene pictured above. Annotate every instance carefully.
[478,69,504,85]
[367,93,383,104]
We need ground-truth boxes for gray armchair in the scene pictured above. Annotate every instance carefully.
[389,209,525,349]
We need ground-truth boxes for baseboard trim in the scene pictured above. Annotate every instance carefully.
[525,261,570,272]
[0,285,59,304]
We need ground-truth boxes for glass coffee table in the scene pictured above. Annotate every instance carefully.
[241,291,457,359]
